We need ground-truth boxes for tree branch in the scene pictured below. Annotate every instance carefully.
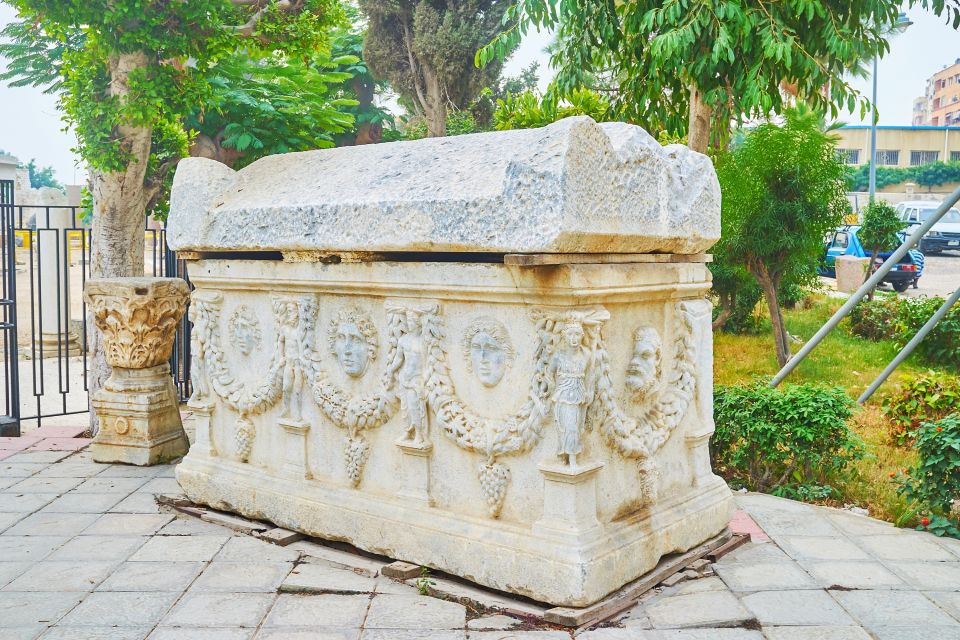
[400,15,429,116]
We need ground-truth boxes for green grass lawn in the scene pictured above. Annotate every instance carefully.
[714,294,928,524]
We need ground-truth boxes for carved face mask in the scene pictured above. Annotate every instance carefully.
[626,328,660,397]
[470,331,506,387]
[235,319,256,356]
[334,322,369,377]
[563,324,584,348]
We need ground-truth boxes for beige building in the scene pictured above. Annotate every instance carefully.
[913,59,960,126]
[835,125,960,168]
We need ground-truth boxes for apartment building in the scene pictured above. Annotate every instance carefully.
[835,125,960,167]
[913,60,960,126]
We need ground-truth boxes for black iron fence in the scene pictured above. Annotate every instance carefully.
[0,179,191,436]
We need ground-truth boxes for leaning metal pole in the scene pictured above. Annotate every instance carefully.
[868,55,878,204]
[771,184,960,388]
[858,287,960,405]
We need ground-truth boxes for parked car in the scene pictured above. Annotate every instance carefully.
[820,225,924,293]
[895,200,960,254]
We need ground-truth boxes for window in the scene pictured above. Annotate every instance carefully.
[833,232,849,249]
[952,151,960,162]
[876,150,899,166]
[837,149,860,165]
[910,150,940,166]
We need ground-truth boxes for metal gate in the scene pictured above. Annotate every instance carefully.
[0,178,191,437]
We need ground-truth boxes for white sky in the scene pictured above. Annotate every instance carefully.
[0,3,957,186]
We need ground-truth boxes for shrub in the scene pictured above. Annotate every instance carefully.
[847,296,960,370]
[899,414,960,536]
[848,297,899,341]
[712,381,864,498]
[883,371,960,446]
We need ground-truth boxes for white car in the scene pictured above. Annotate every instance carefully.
[896,200,960,254]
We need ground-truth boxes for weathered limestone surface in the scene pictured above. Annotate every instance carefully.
[85,278,190,465]
[169,118,732,607]
[167,117,720,255]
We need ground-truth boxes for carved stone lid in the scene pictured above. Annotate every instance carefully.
[166,117,720,255]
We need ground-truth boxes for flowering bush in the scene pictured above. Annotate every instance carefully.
[883,371,960,446]
[899,414,960,537]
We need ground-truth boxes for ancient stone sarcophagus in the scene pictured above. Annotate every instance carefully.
[168,117,732,607]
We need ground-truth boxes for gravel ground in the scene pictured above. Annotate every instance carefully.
[905,253,960,298]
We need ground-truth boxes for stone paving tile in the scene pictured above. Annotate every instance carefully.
[159,516,239,536]
[7,451,74,464]
[671,576,728,595]
[858,534,957,561]
[0,626,44,639]
[715,542,792,565]
[0,462,45,478]
[97,464,162,478]
[72,476,150,494]
[97,560,206,592]
[262,593,369,628]
[41,626,151,639]
[805,561,906,590]
[149,629,255,640]
[41,492,125,513]
[3,511,98,536]
[825,512,900,536]
[761,627,872,640]
[832,590,960,629]
[59,590,180,627]
[3,561,118,592]
[0,591,83,627]
[645,590,754,629]
[81,513,175,536]
[0,562,31,588]
[136,478,185,495]
[740,590,855,626]
[8,476,84,494]
[886,561,960,591]
[215,536,301,563]
[109,492,163,514]
[776,536,871,562]
[45,534,147,563]
[466,614,521,631]
[27,437,91,452]
[130,535,230,562]
[258,630,360,640]
[468,633,565,640]
[0,492,55,513]
[0,511,25,532]
[32,463,102,478]
[0,476,21,490]
[365,593,466,630]
[280,563,379,594]
[191,561,293,593]
[162,592,276,628]
[924,591,960,619]
[0,437,41,451]
[714,561,818,591]
[0,536,69,561]
[871,627,960,640]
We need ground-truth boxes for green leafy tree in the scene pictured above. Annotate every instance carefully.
[858,200,906,298]
[358,0,515,137]
[23,159,63,190]
[479,1,960,153]
[493,87,609,130]
[717,107,848,367]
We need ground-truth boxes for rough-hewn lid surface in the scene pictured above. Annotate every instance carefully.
[167,117,719,255]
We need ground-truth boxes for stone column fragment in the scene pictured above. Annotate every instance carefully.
[85,277,190,465]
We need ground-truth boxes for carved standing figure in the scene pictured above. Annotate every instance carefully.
[188,300,213,403]
[549,320,593,466]
[275,298,306,421]
[388,309,428,445]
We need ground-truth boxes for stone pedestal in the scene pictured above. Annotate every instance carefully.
[396,440,433,506]
[534,461,603,538]
[188,399,217,458]
[836,255,871,293]
[279,418,311,479]
[85,278,190,466]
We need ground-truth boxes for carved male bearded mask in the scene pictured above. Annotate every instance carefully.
[626,326,661,398]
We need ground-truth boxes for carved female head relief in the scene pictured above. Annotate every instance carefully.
[328,309,379,377]
[462,317,514,387]
[228,305,262,356]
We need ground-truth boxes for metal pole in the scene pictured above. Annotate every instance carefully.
[858,287,960,404]
[771,184,960,387]
[868,55,878,204]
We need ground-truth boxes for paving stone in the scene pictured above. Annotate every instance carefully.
[3,561,118,592]
[41,626,151,640]
[256,528,305,546]
[280,563,379,594]
[0,625,43,639]
[97,561,206,592]
[159,516,238,536]
[30,425,87,439]
[4,512,98,536]
[81,513,175,536]
[858,534,956,562]
[162,592,275,628]
[256,631,359,640]
[715,542,792,566]
[762,627,872,640]
[191,561,292,593]
[0,512,25,533]
[0,463,45,478]
[373,578,418,595]
[646,590,754,629]
[137,478,185,495]
[130,535,230,562]
[33,463,102,478]
[887,561,960,591]
[672,576,728,595]
[149,629,254,640]
[45,535,147,562]
[291,541,383,575]
[0,492,54,513]
[72,477,149,494]
[924,591,960,620]
[365,593,467,630]
[825,513,900,537]
[0,477,21,490]
[0,437,42,452]
[28,437,90,452]
[8,476,84,494]
[831,590,960,629]
[97,465,162,478]
[0,563,31,588]
[109,492,162,514]
[8,451,74,464]
[41,492,124,513]
[468,633,567,639]
[215,536,301,563]
[647,632,764,640]
[0,591,82,626]
[778,536,871,562]
[741,590,854,626]
[466,614,521,630]
[870,627,960,640]
[262,593,369,628]
[0,536,69,561]
[59,591,180,627]
[154,465,178,477]
[714,562,818,591]
[805,561,906,590]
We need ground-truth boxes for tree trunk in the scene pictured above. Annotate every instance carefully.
[88,51,154,433]
[687,84,712,154]
[422,65,446,137]
[752,265,792,368]
[712,292,734,332]
[866,249,879,301]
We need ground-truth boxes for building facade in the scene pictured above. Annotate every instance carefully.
[835,125,960,168]
[913,60,960,126]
